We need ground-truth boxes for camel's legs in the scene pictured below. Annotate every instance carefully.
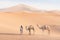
[33,30,35,35]
[32,28,35,35]
[29,30,31,35]
[29,29,35,35]
[42,29,44,32]
[48,30,50,34]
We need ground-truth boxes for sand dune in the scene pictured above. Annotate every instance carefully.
[0,12,60,35]
[0,4,37,12]
[0,4,60,40]
[0,11,60,40]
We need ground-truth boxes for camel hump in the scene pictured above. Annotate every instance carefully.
[46,25,51,30]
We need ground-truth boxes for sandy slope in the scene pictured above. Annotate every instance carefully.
[0,11,60,40]
[0,12,60,34]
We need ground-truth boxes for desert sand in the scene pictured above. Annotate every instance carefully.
[0,4,60,40]
[0,11,60,40]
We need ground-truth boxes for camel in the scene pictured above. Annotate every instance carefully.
[37,24,50,34]
[25,25,35,35]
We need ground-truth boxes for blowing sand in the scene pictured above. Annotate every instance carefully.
[0,12,60,40]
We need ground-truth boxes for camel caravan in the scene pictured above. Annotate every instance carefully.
[20,24,51,35]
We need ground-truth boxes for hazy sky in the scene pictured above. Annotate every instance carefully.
[0,0,60,10]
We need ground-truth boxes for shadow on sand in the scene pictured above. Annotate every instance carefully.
[0,33,22,35]
[0,33,35,36]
